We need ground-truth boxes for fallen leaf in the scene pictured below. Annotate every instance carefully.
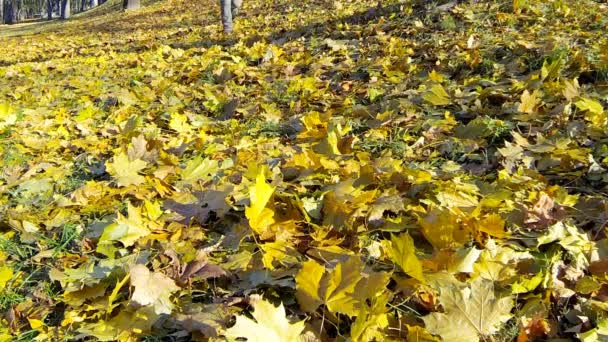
[130,264,180,315]
[105,152,148,187]
[423,278,513,342]
[225,295,305,342]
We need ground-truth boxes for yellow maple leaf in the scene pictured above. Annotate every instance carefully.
[389,233,425,282]
[476,214,508,238]
[423,278,513,342]
[295,260,326,312]
[225,296,305,342]
[98,203,150,248]
[323,256,364,317]
[518,89,540,114]
[105,152,147,187]
[423,84,450,106]
[0,266,13,288]
[245,169,276,236]
[179,155,219,184]
[130,264,180,315]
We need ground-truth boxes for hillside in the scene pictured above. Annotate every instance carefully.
[1,0,608,340]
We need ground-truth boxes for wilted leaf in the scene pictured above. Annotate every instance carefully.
[323,256,364,316]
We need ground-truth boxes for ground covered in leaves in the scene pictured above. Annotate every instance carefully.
[1,0,608,340]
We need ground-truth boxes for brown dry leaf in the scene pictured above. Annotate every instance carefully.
[524,193,563,229]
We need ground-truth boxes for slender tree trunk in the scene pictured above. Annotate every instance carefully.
[122,0,139,11]
[46,0,52,19]
[4,0,15,24]
[60,0,69,19]
[15,0,22,21]
[79,0,85,12]
[0,0,4,24]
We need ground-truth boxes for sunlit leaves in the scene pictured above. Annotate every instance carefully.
[98,203,150,253]
[295,260,325,312]
[423,279,514,342]
[1,0,608,340]
[388,233,425,282]
[105,152,147,187]
[0,103,17,130]
[295,257,364,316]
[130,264,180,315]
[575,97,603,115]
[225,296,305,342]
[518,89,540,114]
[245,168,276,236]
[0,266,13,288]
[179,156,219,185]
[423,84,450,106]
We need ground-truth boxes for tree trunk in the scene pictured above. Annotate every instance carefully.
[15,0,22,21]
[60,0,69,19]
[4,0,15,24]
[79,0,85,12]
[122,0,139,11]
[46,0,52,19]
[0,0,4,24]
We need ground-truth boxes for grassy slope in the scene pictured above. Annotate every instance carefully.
[1,0,608,340]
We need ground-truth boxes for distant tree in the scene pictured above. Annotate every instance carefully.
[0,0,4,24]
[46,0,52,19]
[60,0,68,18]
[122,0,139,11]
[3,0,16,24]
